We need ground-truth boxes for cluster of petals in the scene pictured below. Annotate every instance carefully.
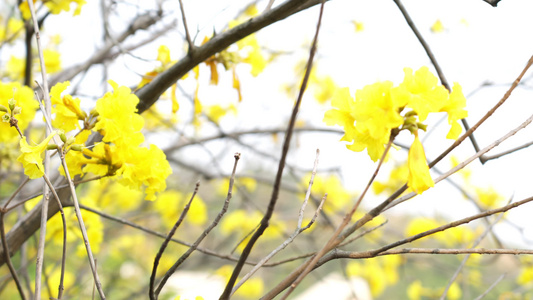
[62,80,171,200]
[324,67,468,194]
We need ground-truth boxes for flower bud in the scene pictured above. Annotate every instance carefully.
[66,137,76,145]
[59,131,68,143]
[416,122,428,132]
[2,114,10,123]
[70,144,83,151]
[12,107,22,115]
[0,105,7,113]
[46,144,59,151]
[8,98,16,111]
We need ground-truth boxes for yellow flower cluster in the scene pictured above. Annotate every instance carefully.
[50,81,86,132]
[324,67,467,194]
[346,255,402,297]
[407,280,461,300]
[60,80,172,200]
[19,0,86,19]
[0,82,38,142]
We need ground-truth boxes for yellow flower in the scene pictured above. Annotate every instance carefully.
[440,83,468,139]
[154,190,207,227]
[95,80,145,147]
[235,277,264,299]
[518,264,533,286]
[446,282,462,300]
[312,75,338,104]
[206,104,237,124]
[239,35,266,77]
[117,145,172,201]
[475,186,505,209]
[42,49,62,73]
[373,163,408,195]
[407,280,423,300]
[346,256,402,297]
[405,217,440,237]
[400,66,448,121]
[0,81,38,142]
[324,82,406,161]
[407,133,434,194]
[304,174,352,214]
[50,81,86,132]
[431,19,445,33]
[44,0,86,15]
[352,20,364,32]
[0,17,24,42]
[17,132,57,179]
[6,56,25,81]
[157,45,171,65]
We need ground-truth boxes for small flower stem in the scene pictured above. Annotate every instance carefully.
[59,157,106,299]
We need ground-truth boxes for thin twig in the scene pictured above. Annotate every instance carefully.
[4,176,105,212]
[135,0,325,113]
[481,140,533,162]
[0,212,26,300]
[219,1,326,298]
[392,0,483,158]
[60,157,106,299]
[332,195,533,261]
[439,205,507,300]
[335,248,533,257]
[42,173,68,300]
[155,153,241,298]
[177,0,194,53]
[429,54,533,169]
[232,150,323,295]
[473,274,506,300]
[149,182,200,300]
[387,112,533,210]
[26,0,54,297]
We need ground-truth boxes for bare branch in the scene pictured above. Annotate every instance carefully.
[155,153,241,298]
[232,150,323,295]
[135,0,326,113]
[220,1,327,298]
[149,182,200,300]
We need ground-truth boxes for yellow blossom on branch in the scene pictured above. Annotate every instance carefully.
[0,82,38,142]
[324,66,467,194]
[399,67,449,122]
[94,80,145,147]
[441,83,468,139]
[50,81,86,132]
[20,0,86,19]
[17,132,57,179]
[407,132,434,194]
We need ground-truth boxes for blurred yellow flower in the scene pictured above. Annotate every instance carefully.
[346,256,402,297]
[475,186,505,209]
[155,190,207,227]
[6,56,25,81]
[405,217,440,238]
[352,20,364,32]
[42,49,62,74]
[304,173,352,214]
[431,19,445,33]
[373,163,408,195]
